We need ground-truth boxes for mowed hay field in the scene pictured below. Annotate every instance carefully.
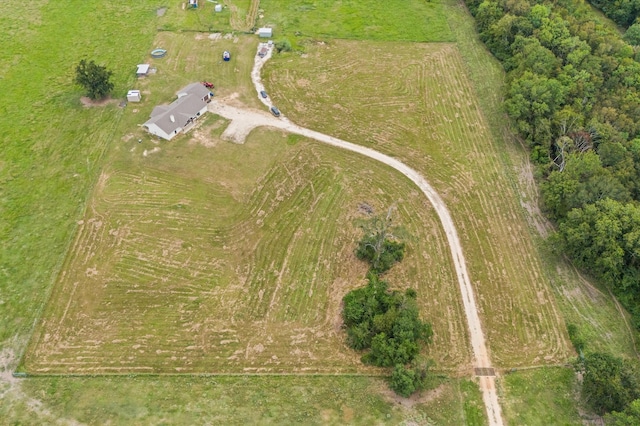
[263,40,571,367]
[24,119,470,373]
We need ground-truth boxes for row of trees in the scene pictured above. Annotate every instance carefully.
[464,0,640,327]
[343,210,434,397]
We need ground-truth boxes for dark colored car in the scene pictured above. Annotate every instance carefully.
[270,106,280,117]
[260,90,268,98]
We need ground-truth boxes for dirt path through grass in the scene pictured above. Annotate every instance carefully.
[205,44,505,425]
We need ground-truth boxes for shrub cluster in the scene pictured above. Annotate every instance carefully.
[343,272,433,397]
[343,217,433,397]
[343,273,432,367]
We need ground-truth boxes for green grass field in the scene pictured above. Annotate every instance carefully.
[500,367,582,425]
[156,0,258,32]
[258,0,453,42]
[2,0,639,423]
[24,126,467,374]
[262,38,571,367]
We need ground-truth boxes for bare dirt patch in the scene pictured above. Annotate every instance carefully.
[80,96,118,108]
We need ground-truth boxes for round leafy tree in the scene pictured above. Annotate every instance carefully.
[75,59,114,100]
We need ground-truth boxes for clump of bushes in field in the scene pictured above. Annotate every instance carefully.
[343,208,433,397]
[568,324,640,422]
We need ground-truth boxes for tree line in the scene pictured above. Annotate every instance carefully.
[464,0,640,328]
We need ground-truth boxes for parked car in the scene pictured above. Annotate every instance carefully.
[260,90,268,98]
[270,106,280,117]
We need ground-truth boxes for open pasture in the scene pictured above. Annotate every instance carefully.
[263,40,571,367]
[156,0,258,32]
[258,0,453,42]
[24,119,470,373]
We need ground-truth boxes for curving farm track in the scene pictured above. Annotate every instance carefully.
[206,44,505,425]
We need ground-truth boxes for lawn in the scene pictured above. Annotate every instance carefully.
[258,0,454,42]
[156,0,258,32]
[0,0,160,360]
[24,119,469,374]
[500,367,582,425]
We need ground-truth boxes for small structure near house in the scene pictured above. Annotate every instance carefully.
[127,90,142,102]
[142,83,212,141]
[258,28,273,38]
[189,0,198,8]
[151,48,167,58]
[214,4,222,12]
[136,64,150,77]
[223,51,231,61]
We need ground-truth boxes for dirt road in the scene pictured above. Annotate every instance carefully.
[209,102,504,425]
[208,43,506,425]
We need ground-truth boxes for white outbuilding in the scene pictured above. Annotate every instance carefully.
[127,90,142,102]
[258,27,273,38]
[136,64,150,77]
[214,4,222,12]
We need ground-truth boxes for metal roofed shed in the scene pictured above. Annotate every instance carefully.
[258,28,273,38]
[136,64,150,77]
[127,90,141,102]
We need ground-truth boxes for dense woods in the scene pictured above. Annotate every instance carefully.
[463,0,640,330]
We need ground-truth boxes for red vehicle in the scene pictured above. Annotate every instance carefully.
[202,81,214,89]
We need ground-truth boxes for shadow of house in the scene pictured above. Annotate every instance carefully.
[143,83,212,141]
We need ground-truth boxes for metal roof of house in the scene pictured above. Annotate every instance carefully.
[144,83,210,136]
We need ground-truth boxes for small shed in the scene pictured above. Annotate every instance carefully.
[258,28,273,38]
[189,0,198,8]
[127,90,142,102]
[214,4,222,12]
[136,64,150,77]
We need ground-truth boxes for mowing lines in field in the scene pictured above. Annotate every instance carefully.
[25,128,455,374]
[425,47,568,366]
[263,40,570,366]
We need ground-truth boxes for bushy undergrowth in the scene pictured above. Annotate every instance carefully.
[343,214,433,397]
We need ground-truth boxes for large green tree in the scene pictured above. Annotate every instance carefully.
[541,151,630,220]
[355,207,406,274]
[581,352,640,415]
[74,59,114,100]
[556,199,640,322]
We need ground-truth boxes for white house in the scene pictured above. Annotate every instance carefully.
[258,27,272,38]
[136,64,150,77]
[143,83,212,140]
